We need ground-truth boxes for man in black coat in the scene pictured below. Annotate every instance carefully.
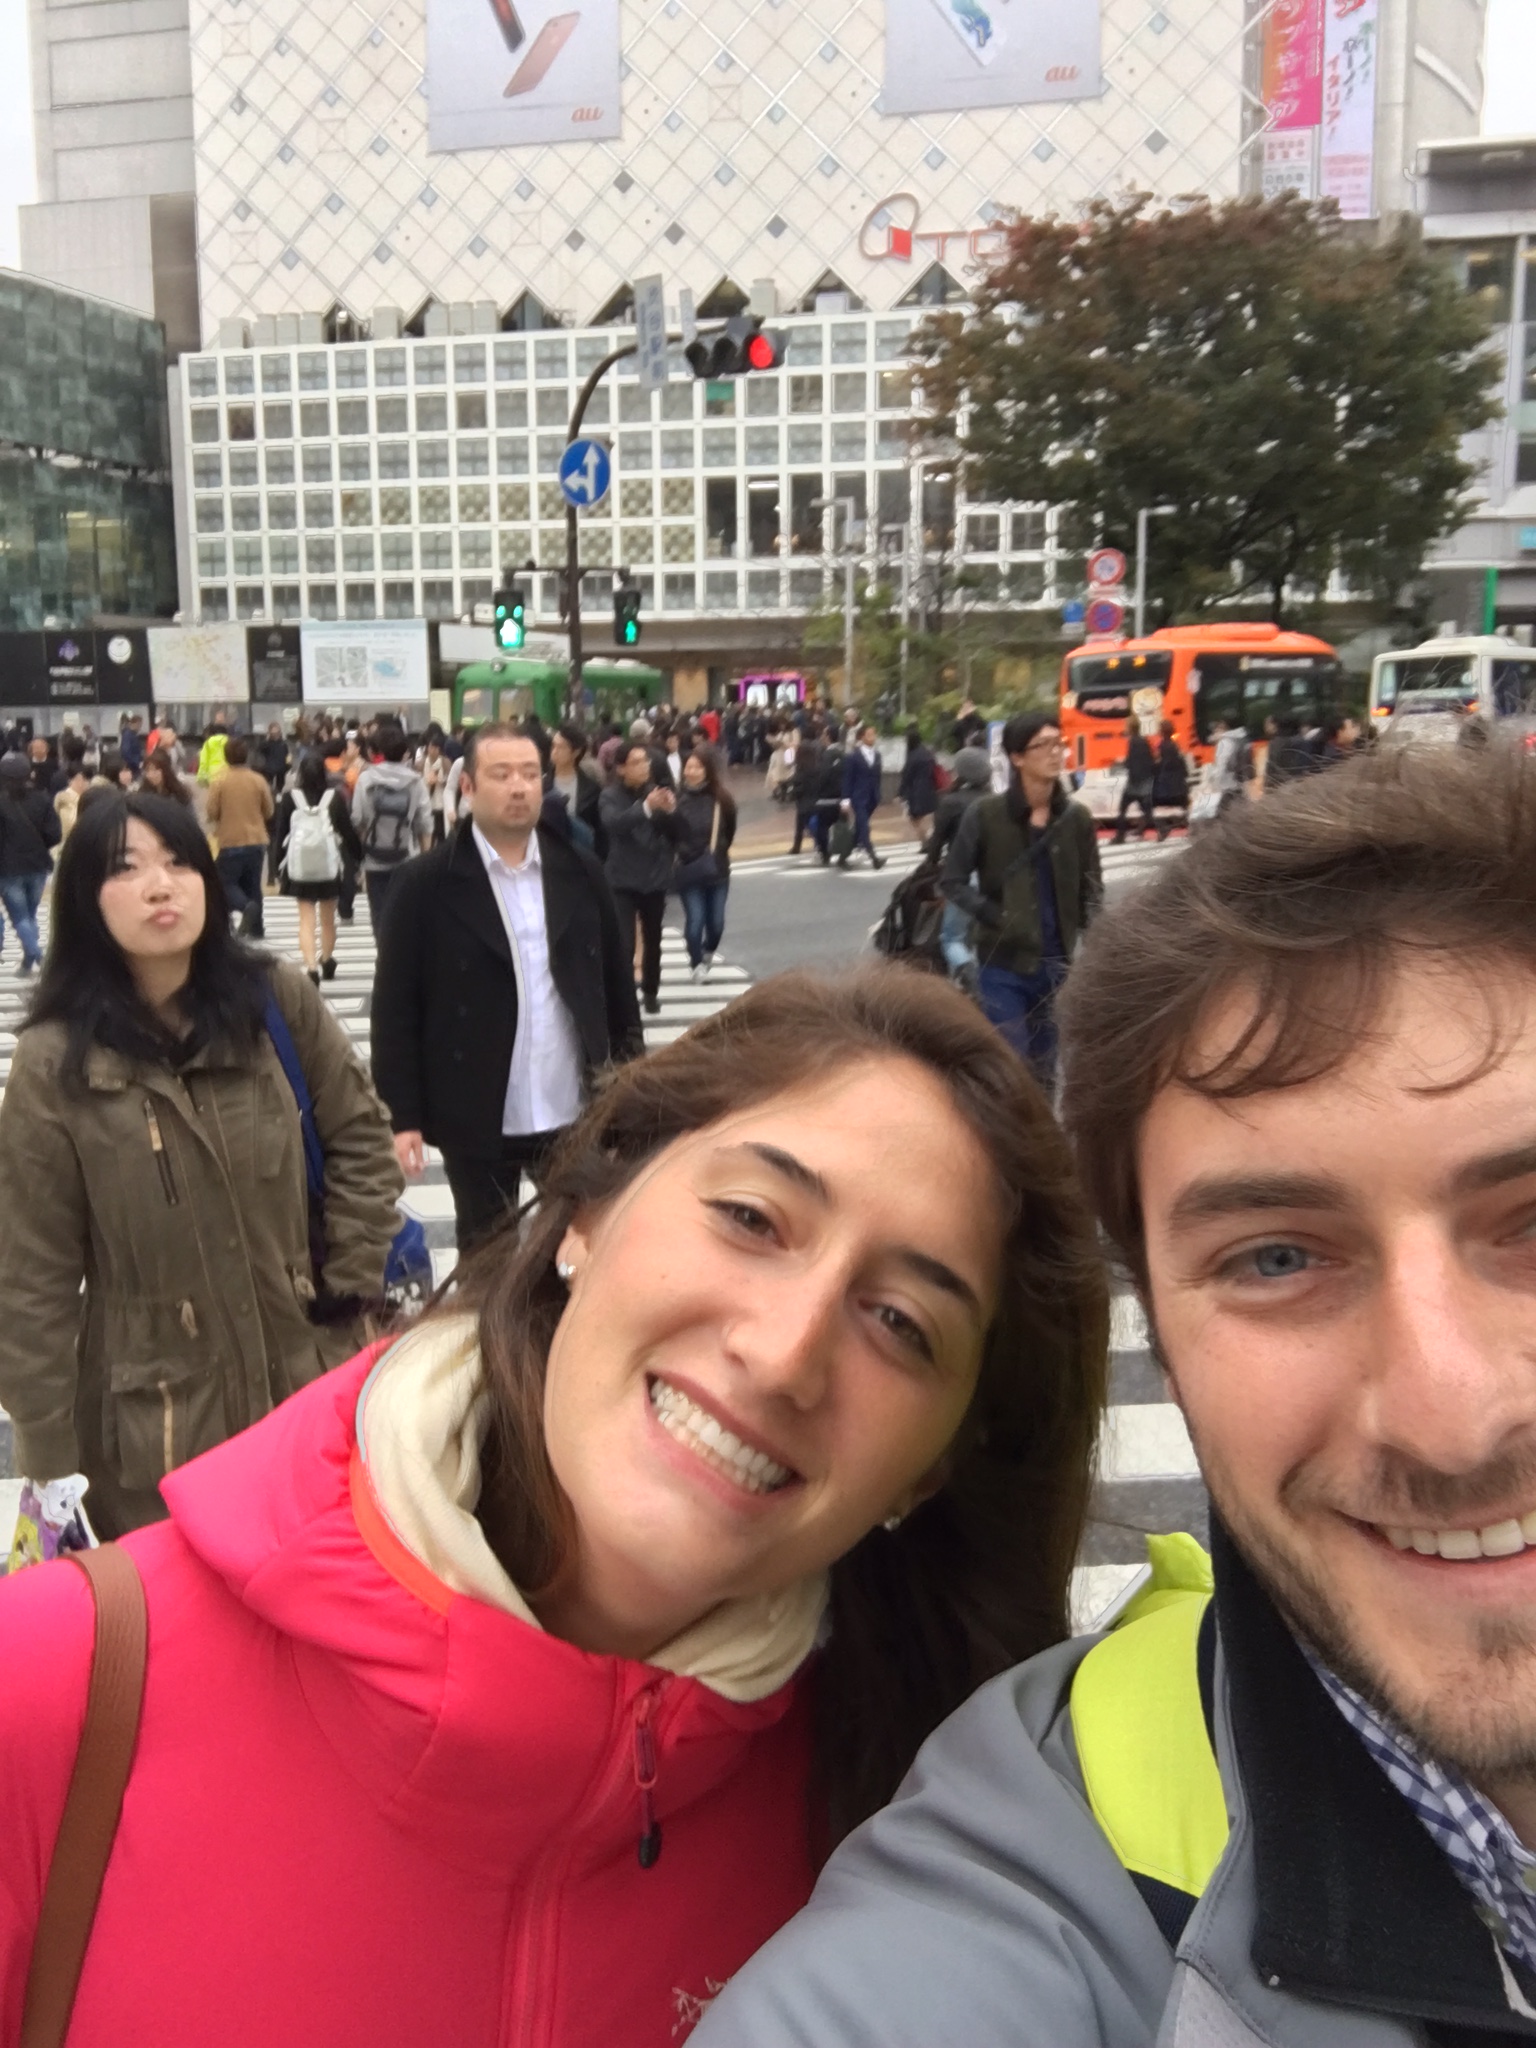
[370,723,641,1250]
[837,723,886,870]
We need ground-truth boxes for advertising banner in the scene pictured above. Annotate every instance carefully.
[883,0,1101,116]
[427,0,619,150]
[1262,0,1323,129]
[1320,0,1378,220]
[147,624,249,706]
[248,625,302,705]
[299,621,431,707]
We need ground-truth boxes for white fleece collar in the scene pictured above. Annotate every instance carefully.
[356,1316,828,1704]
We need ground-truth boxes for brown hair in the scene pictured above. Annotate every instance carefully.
[445,964,1108,1844]
[139,747,191,805]
[1058,742,1536,1289]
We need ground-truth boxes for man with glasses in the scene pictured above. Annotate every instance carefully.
[939,714,1100,1080]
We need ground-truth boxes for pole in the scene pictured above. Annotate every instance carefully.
[898,524,911,721]
[844,553,855,708]
[562,342,635,713]
[1133,503,1177,638]
[1483,564,1499,635]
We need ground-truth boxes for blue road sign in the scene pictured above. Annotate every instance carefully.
[1061,599,1086,624]
[558,438,612,509]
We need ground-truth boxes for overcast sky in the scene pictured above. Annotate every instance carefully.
[0,0,1531,274]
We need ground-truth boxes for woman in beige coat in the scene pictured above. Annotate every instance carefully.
[0,790,404,1537]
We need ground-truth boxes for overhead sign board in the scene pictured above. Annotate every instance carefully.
[634,274,668,394]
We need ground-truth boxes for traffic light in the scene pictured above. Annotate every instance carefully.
[684,315,788,379]
[493,583,526,651]
[614,580,641,648]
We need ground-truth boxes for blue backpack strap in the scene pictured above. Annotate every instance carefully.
[263,989,326,1204]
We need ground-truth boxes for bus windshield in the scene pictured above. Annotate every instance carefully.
[1375,654,1477,710]
[1066,652,1173,718]
[1189,653,1340,744]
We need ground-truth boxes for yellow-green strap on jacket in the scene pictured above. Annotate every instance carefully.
[1070,1534,1229,1902]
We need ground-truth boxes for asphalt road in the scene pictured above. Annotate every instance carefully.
[684,836,1183,981]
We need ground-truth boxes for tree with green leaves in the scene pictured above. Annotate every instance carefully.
[912,194,1501,625]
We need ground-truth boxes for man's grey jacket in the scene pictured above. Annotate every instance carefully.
[696,1525,1536,2047]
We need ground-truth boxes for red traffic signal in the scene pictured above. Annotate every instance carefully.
[685,316,787,379]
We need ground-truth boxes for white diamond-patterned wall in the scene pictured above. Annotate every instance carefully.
[189,0,1258,333]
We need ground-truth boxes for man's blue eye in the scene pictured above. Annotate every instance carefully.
[1252,1244,1311,1279]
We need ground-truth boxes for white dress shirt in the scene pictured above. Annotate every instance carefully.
[472,823,585,1137]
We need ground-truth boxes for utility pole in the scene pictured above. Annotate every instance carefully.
[814,494,859,706]
[1133,503,1177,639]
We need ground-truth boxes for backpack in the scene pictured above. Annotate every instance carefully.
[283,790,342,885]
[871,858,948,974]
[361,776,414,865]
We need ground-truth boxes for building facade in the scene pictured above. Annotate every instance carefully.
[0,272,178,633]
[1416,135,1536,637]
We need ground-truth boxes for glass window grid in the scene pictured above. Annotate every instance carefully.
[187,321,1066,622]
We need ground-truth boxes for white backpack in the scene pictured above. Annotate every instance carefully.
[284,790,342,885]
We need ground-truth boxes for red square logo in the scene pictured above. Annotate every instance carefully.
[888,226,914,261]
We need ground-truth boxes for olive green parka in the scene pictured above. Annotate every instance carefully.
[0,960,403,1536]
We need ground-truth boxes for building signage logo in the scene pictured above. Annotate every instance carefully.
[860,194,1009,265]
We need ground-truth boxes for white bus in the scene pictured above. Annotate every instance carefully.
[1369,636,1536,738]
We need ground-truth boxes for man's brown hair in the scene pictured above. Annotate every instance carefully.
[1058,742,1536,1289]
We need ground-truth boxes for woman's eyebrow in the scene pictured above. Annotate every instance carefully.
[728,1145,984,1323]
[731,1142,832,1205]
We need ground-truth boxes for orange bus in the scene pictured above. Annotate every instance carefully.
[1058,622,1342,822]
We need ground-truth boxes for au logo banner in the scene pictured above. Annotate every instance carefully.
[427,0,619,149]
[883,0,1101,115]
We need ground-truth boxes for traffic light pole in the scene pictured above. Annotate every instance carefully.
[559,321,740,712]
[563,341,636,713]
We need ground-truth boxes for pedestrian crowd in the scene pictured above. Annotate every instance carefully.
[5,689,1533,2048]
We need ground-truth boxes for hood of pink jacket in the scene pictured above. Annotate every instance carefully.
[160,1349,809,1884]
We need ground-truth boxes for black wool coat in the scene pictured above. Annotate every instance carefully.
[369,821,642,1159]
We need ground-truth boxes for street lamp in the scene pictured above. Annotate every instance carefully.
[1133,504,1177,639]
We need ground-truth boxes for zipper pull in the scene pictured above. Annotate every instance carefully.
[143,1097,180,1205]
[633,1689,662,1870]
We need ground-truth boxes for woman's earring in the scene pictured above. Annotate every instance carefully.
[882,1513,903,1534]
[556,1260,575,1283]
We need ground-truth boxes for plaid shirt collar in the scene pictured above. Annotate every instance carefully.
[1308,1651,1536,1975]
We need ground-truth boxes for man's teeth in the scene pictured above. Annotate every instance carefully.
[1381,1511,1536,1561]
[648,1378,793,1495]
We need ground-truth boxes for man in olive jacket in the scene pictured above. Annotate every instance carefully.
[940,711,1101,1079]
[0,961,401,1537]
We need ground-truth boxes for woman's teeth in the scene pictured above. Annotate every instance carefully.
[648,1378,793,1496]
[1380,1511,1536,1561]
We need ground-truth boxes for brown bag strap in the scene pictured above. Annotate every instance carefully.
[21,1544,148,2048]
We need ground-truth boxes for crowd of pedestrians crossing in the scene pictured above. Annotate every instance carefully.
[7,690,1536,2048]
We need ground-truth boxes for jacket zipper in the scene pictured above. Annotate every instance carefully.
[143,1097,179,1204]
[633,1687,663,1869]
[159,1379,175,1473]
[507,1678,669,2043]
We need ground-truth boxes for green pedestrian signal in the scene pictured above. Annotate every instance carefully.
[614,582,641,647]
[493,583,526,651]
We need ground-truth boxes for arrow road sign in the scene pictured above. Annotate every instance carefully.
[558,437,612,509]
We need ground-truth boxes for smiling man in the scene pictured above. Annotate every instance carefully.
[697,743,1536,2046]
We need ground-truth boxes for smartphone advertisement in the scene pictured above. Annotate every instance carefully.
[427,0,619,148]
[882,0,1101,115]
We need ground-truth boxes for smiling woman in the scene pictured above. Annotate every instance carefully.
[0,962,1108,2048]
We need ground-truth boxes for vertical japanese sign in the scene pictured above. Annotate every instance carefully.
[1261,0,1322,199]
[634,275,668,395]
[1320,0,1379,220]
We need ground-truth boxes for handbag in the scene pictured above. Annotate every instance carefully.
[263,992,433,1318]
[673,798,723,892]
[22,1545,147,2048]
